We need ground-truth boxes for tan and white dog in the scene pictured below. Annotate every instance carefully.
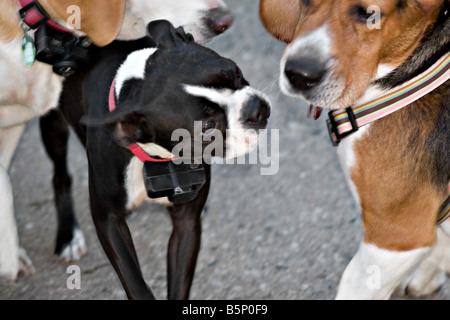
[0,0,233,281]
[260,0,450,299]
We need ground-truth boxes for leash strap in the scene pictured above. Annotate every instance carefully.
[327,51,450,146]
[18,0,73,33]
[108,78,176,163]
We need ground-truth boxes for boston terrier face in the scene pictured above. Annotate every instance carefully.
[104,20,271,162]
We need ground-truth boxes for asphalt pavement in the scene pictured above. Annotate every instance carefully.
[1,0,449,300]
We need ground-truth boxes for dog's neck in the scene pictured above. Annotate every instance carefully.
[0,0,86,42]
[376,1,450,90]
[115,2,148,41]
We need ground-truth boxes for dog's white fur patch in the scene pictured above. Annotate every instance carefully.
[125,143,175,211]
[59,228,87,262]
[0,164,19,280]
[183,85,271,159]
[374,64,396,80]
[336,125,371,210]
[183,85,234,107]
[336,242,430,299]
[115,48,158,99]
[441,220,450,237]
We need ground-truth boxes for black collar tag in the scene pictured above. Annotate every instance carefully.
[143,161,206,205]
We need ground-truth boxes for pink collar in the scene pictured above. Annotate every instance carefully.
[109,77,176,163]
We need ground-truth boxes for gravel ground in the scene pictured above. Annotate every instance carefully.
[1,0,449,300]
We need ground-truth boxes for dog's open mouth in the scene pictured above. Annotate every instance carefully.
[307,105,324,120]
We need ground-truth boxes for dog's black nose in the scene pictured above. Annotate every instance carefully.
[284,59,325,91]
[206,9,234,35]
[241,97,271,130]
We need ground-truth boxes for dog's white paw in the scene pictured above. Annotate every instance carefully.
[17,247,35,277]
[397,267,446,297]
[0,247,35,282]
[396,228,450,297]
[59,228,87,262]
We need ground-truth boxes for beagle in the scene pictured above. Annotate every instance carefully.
[260,0,450,299]
[0,0,233,282]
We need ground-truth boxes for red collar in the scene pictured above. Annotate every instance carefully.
[109,77,176,163]
[18,0,73,34]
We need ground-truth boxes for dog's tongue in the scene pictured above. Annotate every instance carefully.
[307,105,324,120]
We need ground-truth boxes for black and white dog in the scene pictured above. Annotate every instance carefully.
[41,20,271,299]
[0,0,233,281]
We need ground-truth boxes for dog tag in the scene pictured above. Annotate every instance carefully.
[143,161,206,205]
[21,33,36,66]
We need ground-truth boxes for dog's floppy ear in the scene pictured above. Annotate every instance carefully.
[146,20,195,49]
[259,0,302,43]
[40,0,126,46]
[81,108,154,147]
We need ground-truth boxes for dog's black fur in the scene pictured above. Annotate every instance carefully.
[39,20,269,299]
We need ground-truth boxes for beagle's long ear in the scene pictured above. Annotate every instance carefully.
[259,0,302,43]
[40,0,126,46]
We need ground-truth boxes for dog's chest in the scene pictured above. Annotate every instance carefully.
[124,157,148,210]
[0,38,62,114]
[336,125,372,209]
[124,145,174,211]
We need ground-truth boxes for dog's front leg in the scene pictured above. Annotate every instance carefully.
[167,165,211,300]
[39,110,86,261]
[336,241,430,299]
[395,227,450,296]
[0,125,35,280]
[0,104,42,129]
[88,165,155,300]
[0,164,20,280]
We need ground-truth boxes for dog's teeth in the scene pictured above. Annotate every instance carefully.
[314,107,323,120]
[307,105,323,120]
[307,104,313,118]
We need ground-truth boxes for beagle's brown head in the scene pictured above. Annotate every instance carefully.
[260,0,447,109]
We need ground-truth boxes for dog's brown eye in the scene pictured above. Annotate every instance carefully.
[202,120,217,132]
[301,0,310,7]
[350,5,378,23]
[235,66,242,79]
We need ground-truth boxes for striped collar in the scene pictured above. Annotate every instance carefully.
[326,52,450,224]
[327,51,450,147]
[438,186,450,224]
